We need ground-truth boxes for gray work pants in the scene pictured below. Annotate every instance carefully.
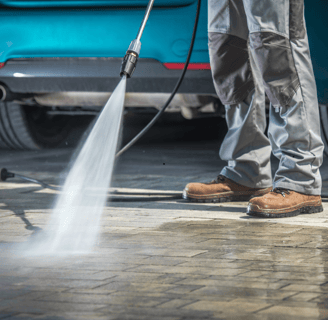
[208,0,324,195]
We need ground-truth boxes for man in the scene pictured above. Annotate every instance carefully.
[183,0,324,218]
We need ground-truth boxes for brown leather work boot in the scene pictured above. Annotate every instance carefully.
[183,175,272,203]
[247,188,323,218]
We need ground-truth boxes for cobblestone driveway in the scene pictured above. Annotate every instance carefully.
[1,142,328,319]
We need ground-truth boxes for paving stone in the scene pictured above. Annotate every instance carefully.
[141,256,187,266]
[127,265,246,276]
[164,284,204,294]
[175,278,286,290]
[286,292,321,302]
[37,312,118,320]
[97,304,214,319]
[0,300,107,313]
[222,315,310,320]
[13,291,58,301]
[157,298,197,309]
[13,279,113,289]
[0,288,32,299]
[177,259,253,269]
[92,281,177,293]
[0,312,18,319]
[38,292,125,305]
[222,296,325,309]
[281,284,328,293]
[182,299,271,315]
[2,314,46,320]
[258,305,321,318]
[188,285,298,300]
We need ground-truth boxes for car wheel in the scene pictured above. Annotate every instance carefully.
[0,101,74,150]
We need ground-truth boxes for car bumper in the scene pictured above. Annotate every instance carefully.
[0,58,216,95]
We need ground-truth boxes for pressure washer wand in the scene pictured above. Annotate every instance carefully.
[116,0,201,158]
[120,0,155,78]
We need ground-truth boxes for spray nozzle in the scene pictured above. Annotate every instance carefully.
[120,39,141,78]
[0,168,15,181]
[120,51,138,78]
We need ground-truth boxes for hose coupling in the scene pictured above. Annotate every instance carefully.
[0,168,15,181]
[120,39,141,78]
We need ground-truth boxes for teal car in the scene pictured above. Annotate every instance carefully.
[0,0,327,150]
[0,0,216,149]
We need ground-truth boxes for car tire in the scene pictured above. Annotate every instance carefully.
[0,101,74,150]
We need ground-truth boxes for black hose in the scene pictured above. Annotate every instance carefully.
[108,195,182,202]
[1,167,183,200]
[14,173,60,191]
[116,0,202,158]
[0,168,60,190]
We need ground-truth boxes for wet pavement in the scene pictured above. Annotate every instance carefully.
[2,122,328,319]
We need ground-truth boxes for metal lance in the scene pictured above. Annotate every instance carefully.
[120,0,155,78]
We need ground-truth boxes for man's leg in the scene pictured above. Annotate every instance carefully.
[218,53,272,189]
[183,0,272,202]
[243,0,324,217]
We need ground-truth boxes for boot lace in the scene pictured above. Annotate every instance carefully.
[215,175,226,183]
[272,188,290,197]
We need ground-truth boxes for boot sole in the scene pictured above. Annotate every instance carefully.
[247,205,324,218]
